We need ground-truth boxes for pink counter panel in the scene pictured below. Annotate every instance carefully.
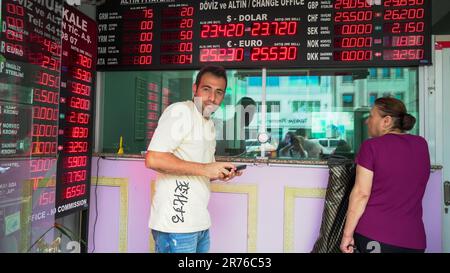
[88,157,442,253]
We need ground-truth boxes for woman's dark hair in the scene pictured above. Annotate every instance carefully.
[290,134,307,157]
[374,97,416,131]
[236,97,256,126]
[277,132,295,153]
[237,97,256,108]
[195,65,227,89]
[279,132,306,158]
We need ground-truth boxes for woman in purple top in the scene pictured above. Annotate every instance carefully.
[340,97,430,253]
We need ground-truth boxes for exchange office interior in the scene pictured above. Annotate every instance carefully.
[0,0,450,253]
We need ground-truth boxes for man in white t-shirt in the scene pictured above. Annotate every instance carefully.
[145,65,242,253]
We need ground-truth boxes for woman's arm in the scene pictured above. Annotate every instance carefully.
[340,165,374,253]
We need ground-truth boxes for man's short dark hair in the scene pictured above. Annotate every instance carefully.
[195,65,227,89]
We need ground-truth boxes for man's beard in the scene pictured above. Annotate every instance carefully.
[193,97,218,118]
[202,104,219,118]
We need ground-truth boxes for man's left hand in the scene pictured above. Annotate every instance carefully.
[220,170,243,182]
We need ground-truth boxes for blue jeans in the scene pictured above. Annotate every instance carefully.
[151,229,210,253]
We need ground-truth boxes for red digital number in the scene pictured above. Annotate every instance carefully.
[39,191,55,206]
[180,30,193,40]
[6,16,24,29]
[31,142,57,155]
[336,37,373,48]
[139,32,153,42]
[140,20,153,30]
[390,35,424,47]
[64,184,86,199]
[250,46,297,61]
[251,22,298,36]
[179,42,192,52]
[182,6,194,16]
[162,6,194,17]
[179,54,192,64]
[69,97,90,111]
[76,54,92,69]
[180,18,193,28]
[335,24,373,35]
[30,175,55,190]
[139,44,153,53]
[36,72,60,89]
[334,0,372,9]
[30,176,43,190]
[200,24,211,38]
[64,170,87,184]
[43,39,62,56]
[199,48,244,62]
[71,82,91,97]
[67,111,90,124]
[181,6,194,16]
[41,55,61,71]
[133,55,152,65]
[6,29,23,42]
[384,0,424,7]
[144,9,153,18]
[161,43,193,52]
[65,141,88,153]
[384,49,424,60]
[384,8,424,20]
[30,158,57,173]
[34,89,59,105]
[334,50,373,61]
[67,126,89,138]
[200,24,245,38]
[384,22,425,34]
[73,68,92,83]
[160,54,192,64]
[6,3,24,16]
[32,124,58,137]
[64,156,88,169]
[335,11,373,22]
[32,106,58,121]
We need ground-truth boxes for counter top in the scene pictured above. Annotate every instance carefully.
[93,153,443,170]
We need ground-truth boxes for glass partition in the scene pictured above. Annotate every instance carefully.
[260,68,419,160]
[100,67,419,160]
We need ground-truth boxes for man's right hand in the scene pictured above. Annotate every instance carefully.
[203,162,236,180]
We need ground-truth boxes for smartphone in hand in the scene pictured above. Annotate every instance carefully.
[225,165,247,172]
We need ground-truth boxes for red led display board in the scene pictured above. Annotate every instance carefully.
[55,5,97,218]
[1,1,97,221]
[96,0,431,70]
[0,0,64,227]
